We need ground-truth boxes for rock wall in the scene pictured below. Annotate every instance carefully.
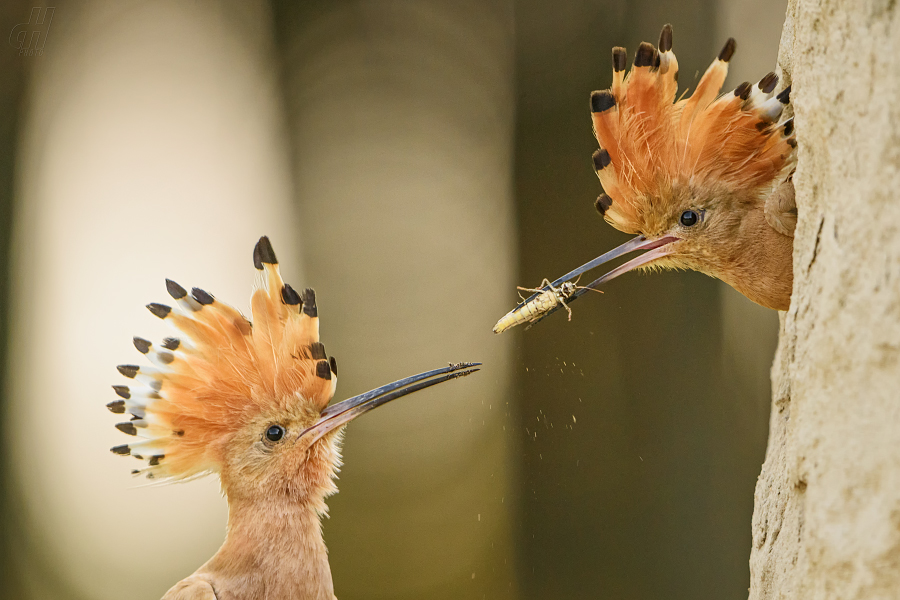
[749,0,900,598]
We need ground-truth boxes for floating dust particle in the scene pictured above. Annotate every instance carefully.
[478,514,481,521]
[472,573,476,580]
[640,456,644,461]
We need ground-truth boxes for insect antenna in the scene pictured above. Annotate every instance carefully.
[569,273,604,295]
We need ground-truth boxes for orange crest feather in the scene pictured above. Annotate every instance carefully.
[591,25,797,234]
[109,237,337,481]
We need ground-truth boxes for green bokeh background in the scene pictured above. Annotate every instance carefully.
[0,1,783,598]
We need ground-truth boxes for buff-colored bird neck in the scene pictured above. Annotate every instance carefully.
[171,496,335,600]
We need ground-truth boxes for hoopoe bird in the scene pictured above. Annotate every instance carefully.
[108,237,479,599]
[494,24,797,332]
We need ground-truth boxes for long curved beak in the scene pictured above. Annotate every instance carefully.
[300,362,480,444]
[498,234,679,330]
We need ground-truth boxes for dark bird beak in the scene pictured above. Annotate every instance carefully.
[502,233,679,328]
[574,233,680,289]
[300,362,481,443]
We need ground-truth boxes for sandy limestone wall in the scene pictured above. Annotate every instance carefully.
[749,0,900,598]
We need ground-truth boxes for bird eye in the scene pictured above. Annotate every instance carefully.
[679,210,699,227]
[265,424,285,443]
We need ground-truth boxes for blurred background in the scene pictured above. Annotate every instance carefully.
[0,0,785,598]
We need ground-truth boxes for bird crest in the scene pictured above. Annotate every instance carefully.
[591,24,796,235]
[109,237,337,481]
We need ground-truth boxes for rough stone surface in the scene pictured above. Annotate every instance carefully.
[749,0,900,598]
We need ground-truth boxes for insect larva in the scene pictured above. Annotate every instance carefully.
[493,279,588,334]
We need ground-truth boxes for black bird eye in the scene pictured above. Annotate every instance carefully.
[265,424,285,443]
[680,210,699,227]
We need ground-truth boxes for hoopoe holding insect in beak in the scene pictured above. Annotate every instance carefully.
[108,236,479,600]
[494,24,797,332]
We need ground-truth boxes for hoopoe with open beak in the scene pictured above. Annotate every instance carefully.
[494,24,797,332]
[108,236,479,599]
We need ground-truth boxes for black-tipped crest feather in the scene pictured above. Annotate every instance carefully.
[116,422,138,436]
[777,85,792,104]
[166,279,187,300]
[309,342,327,360]
[595,194,613,216]
[634,42,656,67]
[281,283,301,306]
[718,38,736,62]
[253,236,277,269]
[315,360,331,380]
[191,287,214,305]
[117,365,139,378]
[612,47,627,72]
[147,303,171,319]
[759,72,778,93]
[658,24,673,52]
[301,288,317,317]
[133,337,151,354]
[590,90,616,113]
[592,149,611,171]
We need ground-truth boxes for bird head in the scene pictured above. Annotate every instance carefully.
[574,24,797,310]
[109,237,478,513]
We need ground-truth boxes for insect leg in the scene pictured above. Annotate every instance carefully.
[558,297,574,321]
